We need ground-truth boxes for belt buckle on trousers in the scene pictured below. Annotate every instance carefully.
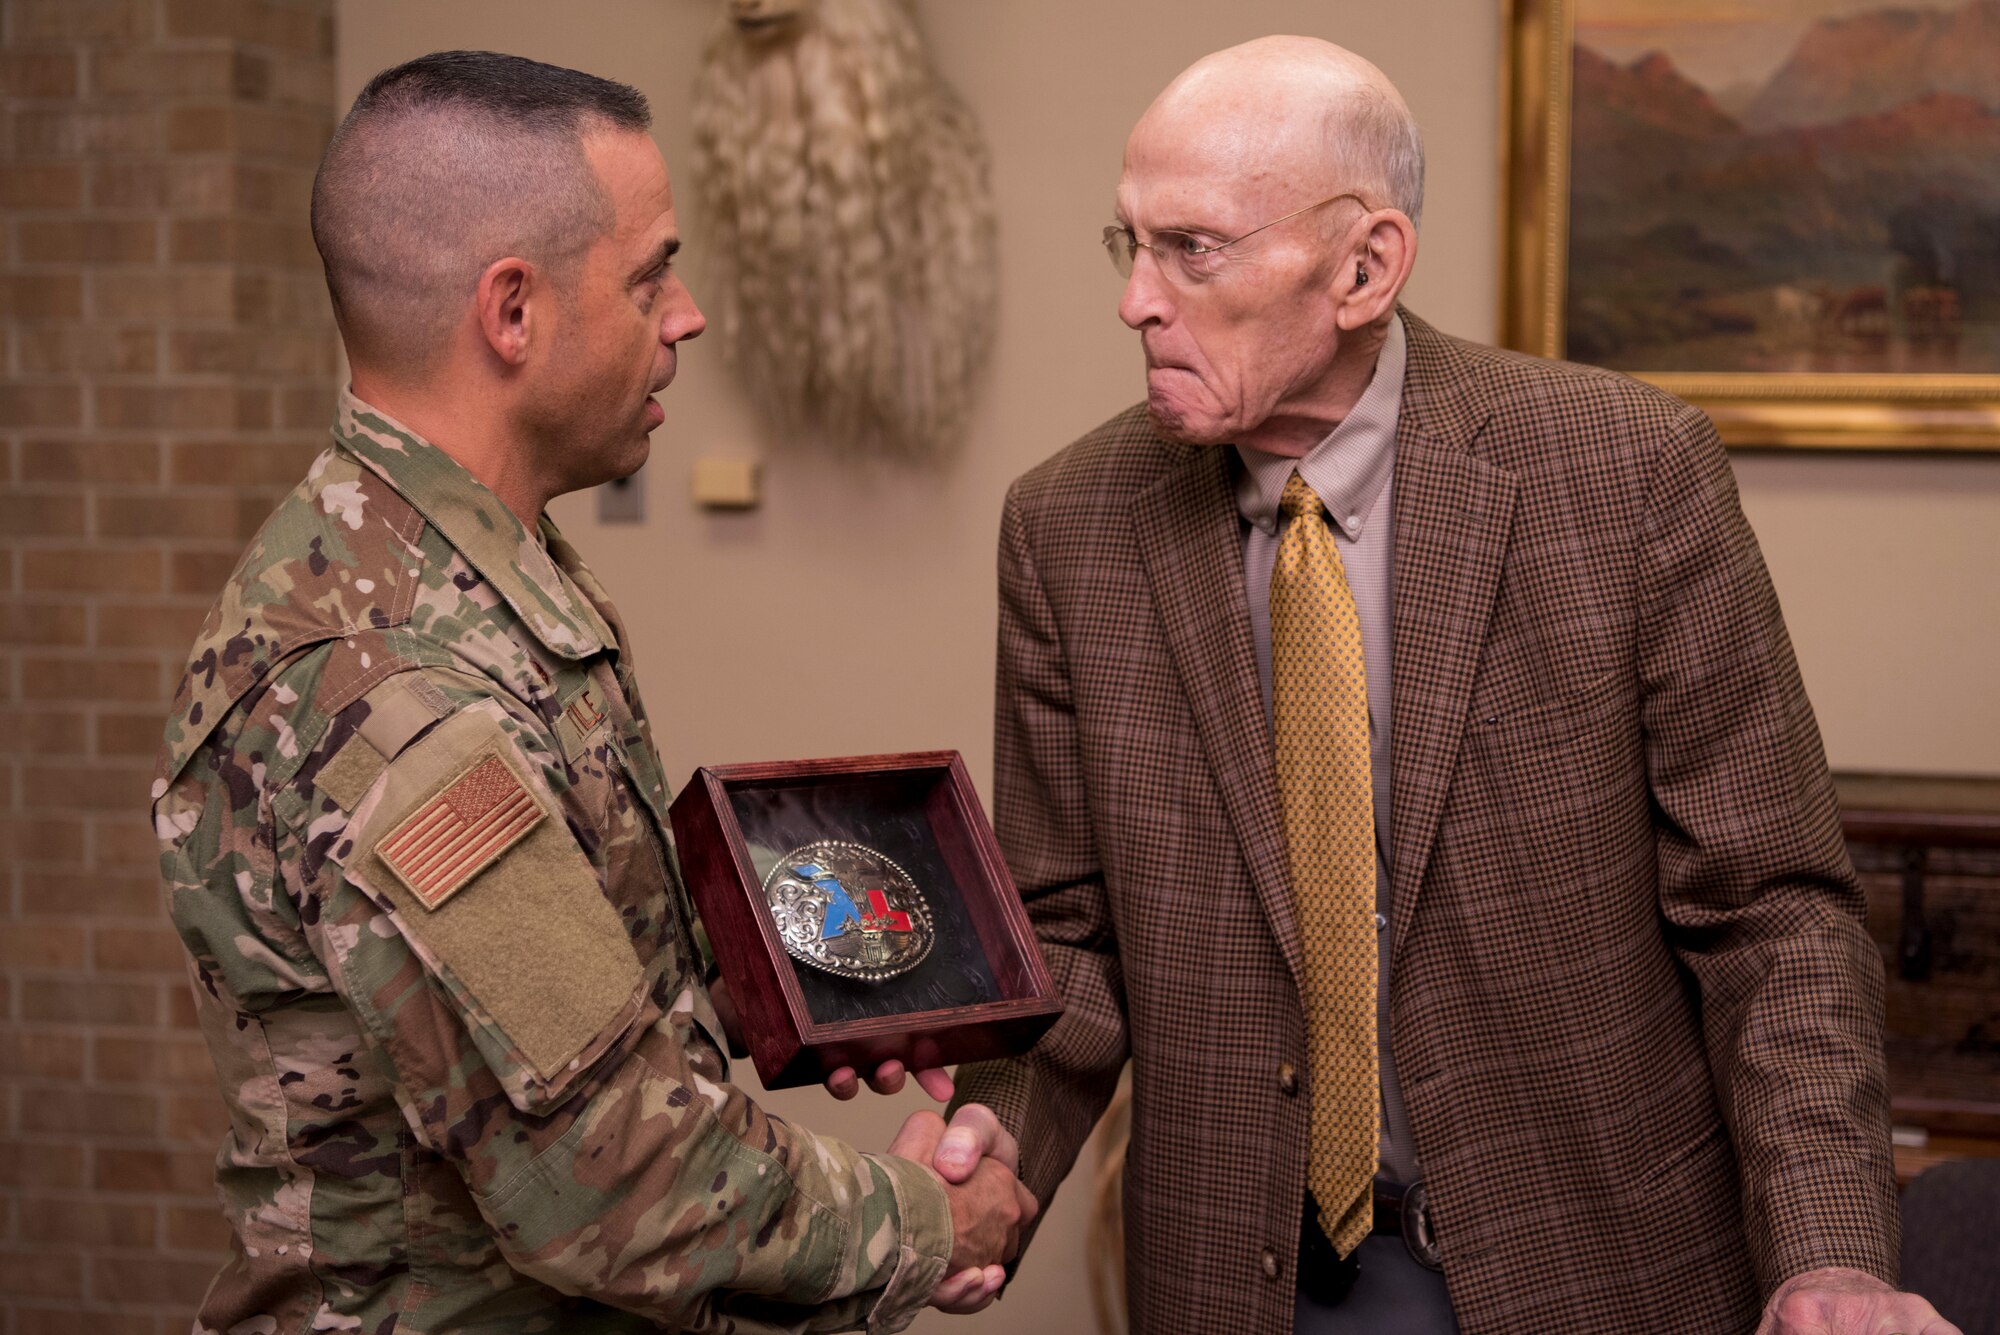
[1370,1177,1445,1273]
[1297,1178,1444,1307]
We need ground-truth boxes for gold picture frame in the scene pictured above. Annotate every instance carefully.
[1499,0,2000,451]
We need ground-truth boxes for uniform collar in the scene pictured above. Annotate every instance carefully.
[1232,312,1405,539]
[333,388,613,660]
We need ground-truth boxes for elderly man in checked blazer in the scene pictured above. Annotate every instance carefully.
[928,35,1956,1335]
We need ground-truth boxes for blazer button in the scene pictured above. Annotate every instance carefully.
[1277,1062,1298,1096]
[1260,1246,1280,1280]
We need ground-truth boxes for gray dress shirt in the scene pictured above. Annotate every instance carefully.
[1233,313,1417,1185]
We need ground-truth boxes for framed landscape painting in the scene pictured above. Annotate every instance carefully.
[1501,0,2000,449]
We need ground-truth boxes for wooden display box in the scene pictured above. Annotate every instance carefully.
[669,752,1063,1089]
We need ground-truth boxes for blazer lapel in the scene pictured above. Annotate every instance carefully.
[1132,447,1305,990]
[1388,317,1518,971]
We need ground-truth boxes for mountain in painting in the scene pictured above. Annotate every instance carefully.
[1565,22,2000,372]
[1791,91,2000,197]
[1568,46,1850,280]
[1743,0,2000,129]
[1572,45,1739,142]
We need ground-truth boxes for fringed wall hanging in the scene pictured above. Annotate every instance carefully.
[691,0,999,459]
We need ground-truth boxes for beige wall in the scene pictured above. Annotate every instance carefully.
[335,0,1999,1326]
[1734,451,1999,775]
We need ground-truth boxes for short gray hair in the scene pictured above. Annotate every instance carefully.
[1326,81,1425,232]
[310,50,652,374]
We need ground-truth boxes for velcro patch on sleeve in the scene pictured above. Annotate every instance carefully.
[356,672,454,761]
[378,749,544,910]
[344,704,644,1095]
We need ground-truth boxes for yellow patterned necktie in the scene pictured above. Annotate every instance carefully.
[1271,471,1378,1258]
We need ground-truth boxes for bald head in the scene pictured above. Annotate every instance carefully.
[1133,37,1424,230]
[311,51,652,378]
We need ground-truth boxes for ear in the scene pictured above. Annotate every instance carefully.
[474,256,538,367]
[1334,210,1418,332]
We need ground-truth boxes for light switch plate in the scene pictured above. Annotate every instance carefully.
[598,469,644,523]
[692,457,760,510]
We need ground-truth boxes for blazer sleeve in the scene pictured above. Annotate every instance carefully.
[1638,402,1897,1292]
[952,484,1131,1222]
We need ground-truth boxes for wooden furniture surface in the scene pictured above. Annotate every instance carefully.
[1838,774,2000,848]
[1834,774,2000,1183]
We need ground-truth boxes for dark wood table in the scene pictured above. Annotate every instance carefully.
[1833,774,2000,1183]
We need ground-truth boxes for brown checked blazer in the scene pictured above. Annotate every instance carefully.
[953,312,1898,1334]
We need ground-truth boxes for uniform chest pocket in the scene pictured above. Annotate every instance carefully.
[606,719,674,833]
[560,715,693,978]
[552,682,667,826]
[545,679,625,840]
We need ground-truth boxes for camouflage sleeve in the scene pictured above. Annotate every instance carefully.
[281,670,953,1330]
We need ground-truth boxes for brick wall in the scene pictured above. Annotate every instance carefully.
[0,0,338,1324]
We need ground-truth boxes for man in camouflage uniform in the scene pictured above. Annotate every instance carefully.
[154,51,1027,1332]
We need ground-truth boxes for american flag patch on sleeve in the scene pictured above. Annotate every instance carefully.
[378,749,545,910]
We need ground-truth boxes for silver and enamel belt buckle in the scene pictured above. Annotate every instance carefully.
[761,840,936,982]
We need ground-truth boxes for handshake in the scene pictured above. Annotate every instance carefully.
[888,1101,1036,1314]
[836,1062,1037,1315]
[712,977,1039,1315]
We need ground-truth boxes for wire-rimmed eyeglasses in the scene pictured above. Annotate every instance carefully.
[1102,191,1371,285]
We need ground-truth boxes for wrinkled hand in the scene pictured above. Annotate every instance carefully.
[1757,1267,1960,1335]
[825,1060,954,1103]
[888,1108,1037,1313]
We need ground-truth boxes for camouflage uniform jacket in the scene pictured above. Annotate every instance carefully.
[154,390,952,1333]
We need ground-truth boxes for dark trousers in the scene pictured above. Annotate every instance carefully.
[1294,1235,1459,1335]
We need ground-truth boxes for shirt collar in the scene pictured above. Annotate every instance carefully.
[333,387,613,660]
[1233,312,1405,539]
